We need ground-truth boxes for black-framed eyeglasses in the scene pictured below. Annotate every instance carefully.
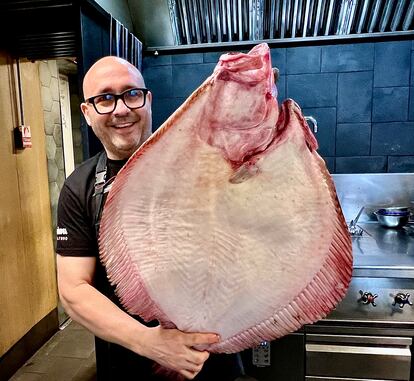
[86,88,149,115]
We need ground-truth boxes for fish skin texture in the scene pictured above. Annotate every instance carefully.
[99,43,352,355]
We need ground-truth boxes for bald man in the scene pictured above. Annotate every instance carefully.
[56,57,241,380]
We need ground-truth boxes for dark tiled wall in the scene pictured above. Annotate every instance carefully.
[143,40,414,173]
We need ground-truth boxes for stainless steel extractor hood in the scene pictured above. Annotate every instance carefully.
[128,0,414,49]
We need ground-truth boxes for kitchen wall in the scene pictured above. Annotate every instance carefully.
[39,60,65,237]
[69,78,84,167]
[143,39,414,174]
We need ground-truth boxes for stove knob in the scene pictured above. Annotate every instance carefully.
[393,293,413,308]
[358,290,378,307]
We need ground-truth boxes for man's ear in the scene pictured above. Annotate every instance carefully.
[80,102,91,125]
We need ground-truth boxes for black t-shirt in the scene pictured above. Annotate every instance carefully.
[56,151,241,380]
[57,152,126,302]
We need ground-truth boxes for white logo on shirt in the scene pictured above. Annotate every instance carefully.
[57,226,68,241]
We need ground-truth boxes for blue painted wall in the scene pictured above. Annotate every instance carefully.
[143,40,414,174]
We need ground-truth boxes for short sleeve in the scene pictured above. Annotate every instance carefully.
[56,183,97,257]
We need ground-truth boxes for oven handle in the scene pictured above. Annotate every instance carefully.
[306,333,412,347]
[306,343,410,357]
[306,377,392,381]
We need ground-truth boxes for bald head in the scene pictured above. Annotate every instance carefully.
[80,55,152,160]
[83,56,145,100]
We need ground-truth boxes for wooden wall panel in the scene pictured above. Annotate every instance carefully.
[17,60,58,322]
[0,54,57,356]
[0,53,31,356]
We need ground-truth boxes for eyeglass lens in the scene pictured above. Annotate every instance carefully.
[93,89,146,114]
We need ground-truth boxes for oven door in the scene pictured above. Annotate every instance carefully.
[306,334,412,380]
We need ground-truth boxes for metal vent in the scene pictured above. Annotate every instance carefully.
[0,0,79,59]
[167,0,414,45]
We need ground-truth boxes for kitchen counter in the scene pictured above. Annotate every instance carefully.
[352,222,414,278]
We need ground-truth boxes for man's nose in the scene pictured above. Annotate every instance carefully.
[113,98,130,115]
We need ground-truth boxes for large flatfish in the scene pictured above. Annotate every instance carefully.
[99,43,352,354]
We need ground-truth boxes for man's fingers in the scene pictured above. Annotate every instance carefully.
[180,369,197,380]
[149,328,217,378]
[187,349,210,365]
[185,360,204,373]
[185,332,220,346]
[180,362,204,380]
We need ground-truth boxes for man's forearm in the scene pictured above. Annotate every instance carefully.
[60,282,148,355]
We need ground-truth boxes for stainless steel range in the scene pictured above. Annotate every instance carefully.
[306,222,414,381]
[240,173,414,381]
[308,173,414,381]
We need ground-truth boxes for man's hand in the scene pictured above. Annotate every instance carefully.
[138,325,220,379]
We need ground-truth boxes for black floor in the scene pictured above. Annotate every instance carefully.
[10,321,96,381]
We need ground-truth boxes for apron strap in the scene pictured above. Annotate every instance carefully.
[93,151,108,237]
